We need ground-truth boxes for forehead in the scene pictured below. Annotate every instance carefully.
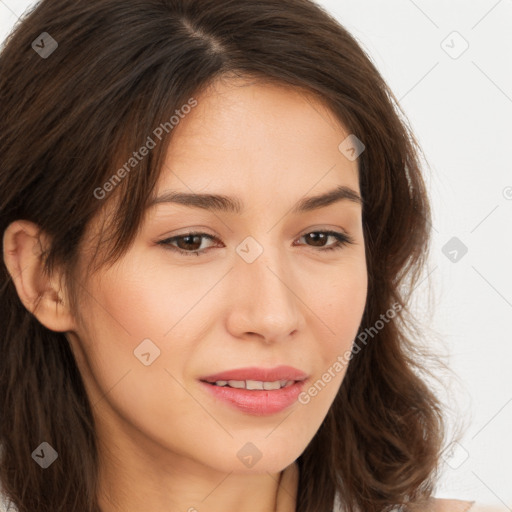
[155,77,360,201]
[169,77,349,152]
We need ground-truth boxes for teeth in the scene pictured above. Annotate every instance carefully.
[211,379,295,390]
[246,380,264,390]
[227,380,245,389]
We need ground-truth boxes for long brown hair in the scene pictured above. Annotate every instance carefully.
[0,1,444,511]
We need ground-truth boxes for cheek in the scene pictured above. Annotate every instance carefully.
[99,254,215,333]
[83,255,201,345]
[316,257,368,345]
[72,253,219,409]
[306,257,367,400]
[71,268,201,448]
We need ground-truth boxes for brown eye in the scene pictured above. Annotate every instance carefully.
[303,232,329,247]
[296,231,354,252]
[158,230,354,258]
[158,232,220,257]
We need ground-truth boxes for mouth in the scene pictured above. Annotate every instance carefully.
[199,364,308,385]
[198,365,309,415]
[204,379,297,390]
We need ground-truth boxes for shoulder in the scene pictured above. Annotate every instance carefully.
[408,498,504,512]
[332,495,501,512]
[0,492,17,512]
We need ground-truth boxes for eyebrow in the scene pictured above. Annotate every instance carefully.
[147,184,363,214]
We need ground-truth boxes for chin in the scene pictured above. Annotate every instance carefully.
[208,437,306,475]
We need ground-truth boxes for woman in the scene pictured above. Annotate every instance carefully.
[0,0,498,511]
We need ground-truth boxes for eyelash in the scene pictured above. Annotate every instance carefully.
[157,230,355,257]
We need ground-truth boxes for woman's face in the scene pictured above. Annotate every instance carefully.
[68,77,368,476]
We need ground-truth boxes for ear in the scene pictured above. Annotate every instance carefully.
[2,220,77,332]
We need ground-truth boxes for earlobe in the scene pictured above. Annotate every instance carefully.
[2,220,76,333]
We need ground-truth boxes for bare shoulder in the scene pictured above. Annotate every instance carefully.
[408,498,504,512]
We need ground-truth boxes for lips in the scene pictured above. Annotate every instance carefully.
[200,365,308,383]
[198,365,309,415]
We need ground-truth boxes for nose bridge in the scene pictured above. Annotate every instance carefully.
[229,234,302,338]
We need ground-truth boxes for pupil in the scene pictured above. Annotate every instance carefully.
[179,235,201,250]
[308,232,326,247]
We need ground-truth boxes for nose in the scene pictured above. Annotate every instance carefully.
[225,243,304,344]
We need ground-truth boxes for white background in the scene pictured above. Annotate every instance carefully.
[1,0,511,508]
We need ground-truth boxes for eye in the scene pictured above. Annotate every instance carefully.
[294,230,355,252]
[157,230,355,257]
[157,232,220,257]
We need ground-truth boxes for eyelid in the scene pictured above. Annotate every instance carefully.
[157,228,355,257]
[156,231,221,254]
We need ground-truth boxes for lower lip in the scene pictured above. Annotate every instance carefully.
[199,380,307,416]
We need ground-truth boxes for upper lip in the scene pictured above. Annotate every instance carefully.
[200,365,308,383]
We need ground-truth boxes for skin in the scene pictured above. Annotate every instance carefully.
[3,77,368,512]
